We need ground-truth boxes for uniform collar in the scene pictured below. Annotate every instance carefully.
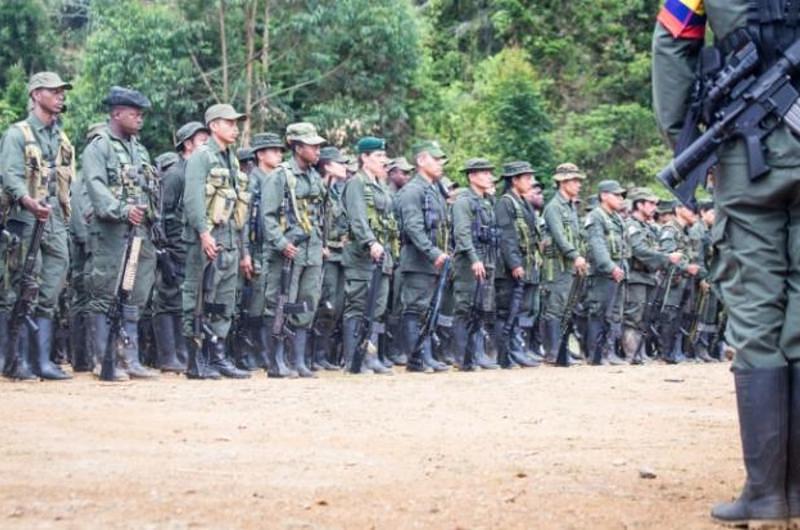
[26,112,58,134]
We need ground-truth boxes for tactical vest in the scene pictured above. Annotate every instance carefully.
[593,208,630,263]
[628,218,659,272]
[279,163,323,235]
[204,157,250,232]
[16,121,73,218]
[467,194,497,265]
[97,130,159,226]
[503,193,537,278]
[358,174,400,257]
[542,200,582,279]
[422,184,449,251]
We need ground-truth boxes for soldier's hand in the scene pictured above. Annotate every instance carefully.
[472,261,487,281]
[21,196,50,221]
[434,253,449,270]
[240,255,254,280]
[687,263,700,276]
[611,266,625,283]
[282,242,298,259]
[574,256,588,276]
[700,279,710,293]
[127,205,146,226]
[511,266,525,280]
[370,242,385,261]
[322,247,331,260]
[200,232,219,261]
[668,252,683,265]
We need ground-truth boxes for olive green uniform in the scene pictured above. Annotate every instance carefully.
[687,219,722,359]
[153,157,187,316]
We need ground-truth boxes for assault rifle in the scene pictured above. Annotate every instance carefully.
[410,257,451,358]
[555,273,587,367]
[191,258,220,352]
[350,255,385,373]
[658,38,800,210]
[271,234,310,341]
[499,278,526,366]
[463,279,486,369]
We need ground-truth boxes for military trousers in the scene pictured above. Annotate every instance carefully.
[69,238,92,316]
[263,251,322,329]
[152,246,186,315]
[319,258,345,326]
[624,282,652,330]
[243,250,268,318]
[713,160,800,369]
[585,275,625,322]
[399,271,438,317]
[342,270,390,322]
[452,269,496,317]
[495,277,535,321]
[541,269,573,320]
[181,243,238,339]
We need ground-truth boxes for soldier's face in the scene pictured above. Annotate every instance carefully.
[562,178,582,198]
[361,150,389,179]
[602,191,625,211]
[389,168,411,188]
[639,200,657,219]
[32,87,66,115]
[325,160,348,181]
[184,131,210,156]
[113,106,145,135]
[417,152,444,180]
[296,143,321,165]
[257,147,283,170]
[211,119,240,145]
[512,173,533,195]
[469,170,493,192]
[529,186,544,208]
[702,209,715,226]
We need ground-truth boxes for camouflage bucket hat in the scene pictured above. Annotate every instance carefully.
[553,162,586,182]
[251,132,285,152]
[461,158,495,173]
[286,122,326,146]
[175,121,209,149]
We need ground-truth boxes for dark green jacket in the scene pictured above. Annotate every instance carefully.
[342,170,395,277]
[397,174,448,275]
[495,190,538,283]
[585,206,628,278]
[626,215,669,286]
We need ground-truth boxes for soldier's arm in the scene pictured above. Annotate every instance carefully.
[652,20,703,145]
[586,214,614,275]
[82,138,130,223]
[343,178,376,248]
[658,227,690,273]
[496,196,523,271]
[261,169,290,251]
[401,187,442,264]
[453,197,479,264]
[629,225,670,271]
[544,203,579,260]
[0,127,30,203]
[183,150,209,237]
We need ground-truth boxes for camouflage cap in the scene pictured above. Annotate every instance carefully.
[175,121,209,149]
[28,71,72,94]
[628,187,660,203]
[657,199,677,214]
[102,86,151,109]
[597,180,626,196]
[205,103,246,125]
[553,162,586,182]
[356,136,386,154]
[251,132,285,152]
[237,147,255,162]
[501,160,536,179]
[387,156,414,172]
[412,140,446,159]
[319,146,348,164]
[155,151,180,171]
[461,158,495,173]
[286,122,326,146]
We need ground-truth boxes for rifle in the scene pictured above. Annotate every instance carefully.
[350,255,385,373]
[271,234,310,341]
[191,258,220,351]
[464,279,487,368]
[3,162,56,378]
[500,278,526,360]
[555,273,587,367]
[99,225,143,380]
[658,38,800,210]
[410,257,451,358]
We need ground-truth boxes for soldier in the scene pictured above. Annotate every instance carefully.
[0,173,8,373]
[541,163,589,364]
[387,157,414,194]
[238,132,285,371]
[623,187,682,364]
[396,141,451,373]
[152,121,209,373]
[181,104,251,380]
[0,72,75,380]
[687,200,723,362]
[652,2,800,524]
[446,159,497,371]
[261,123,327,378]
[522,178,547,360]
[584,180,629,366]
[494,162,544,368]
[313,146,350,371]
[80,87,160,380]
[340,137,398,375]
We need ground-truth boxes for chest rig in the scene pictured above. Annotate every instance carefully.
[359,174,399,257]
[204,150,249,232]
[99,131,159,226]
[469,193,498,265]
[279,163,323,235]
[504,193,536,273]
[422,183,449,252]
[16,121,73,218]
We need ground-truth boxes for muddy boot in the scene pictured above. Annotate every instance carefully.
[291,328,316,378]
[3,315,37,380]
[70,313,91,372]
[403,314,431,373]
[153,313,184,373]
[787,363,800,527]
[89,313,128,382]
[622,327,645,365]
[209,339,250,379]
[120,305,158,379]
[711,367,789,528]
[31,317,70,380]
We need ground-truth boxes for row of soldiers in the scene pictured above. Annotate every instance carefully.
[0,72,726,382]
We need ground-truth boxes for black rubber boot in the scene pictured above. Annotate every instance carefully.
[120,305,158,379]
[3,315,37,380]
[509,326,541,368]
[0,311,8,374]
[153,313,184,373]
[364,327,392,375]
[543,318,561,364]
[343,317,367,373]
[89,313,128,382]
[313,326,338,371]
[291,328,316,378]
[586,318,605,366]
[711,367,789,527]
[184,337,221,380]
[403,314,432,373]
[209,339,251,379]
[172,314,188,367]
[493,320,517,369]
[248,317,268,369]
[452,318,475,371]
[32,317,70,380]
[137,316,157,368]
[265,318,297,378]
[787,363,800,527]
[473,327,499,369]
[70,313,92,372]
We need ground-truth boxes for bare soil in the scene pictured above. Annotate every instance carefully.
[0,362,742,530]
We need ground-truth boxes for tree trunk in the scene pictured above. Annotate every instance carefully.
[218,0,229,102]
[242,0,257,146]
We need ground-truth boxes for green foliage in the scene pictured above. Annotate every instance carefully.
[0,0,53,86]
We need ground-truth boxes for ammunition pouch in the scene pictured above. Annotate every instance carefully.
[205,168,237,228]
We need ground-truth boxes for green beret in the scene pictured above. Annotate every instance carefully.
[356,136,386,154]
[251,132,285,152]
[412,140,446,159]
[461,158,495,173]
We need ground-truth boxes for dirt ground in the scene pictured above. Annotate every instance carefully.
[0,361,743,530]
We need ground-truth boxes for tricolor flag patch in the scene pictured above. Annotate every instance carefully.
[657,0,707,40]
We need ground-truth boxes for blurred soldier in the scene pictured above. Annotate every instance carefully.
[181,104,251,380]
[81,86,160,380]
[541,163,588,364]
[584,180,629,366]
[397,141,451,373]
[152,121,209,373]
[387,157,413,194]
[0,72,74,380]
[687,201,723,362]
[261,123,327,378]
